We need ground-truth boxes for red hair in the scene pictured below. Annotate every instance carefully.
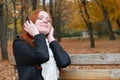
[20,9,41,47]
[20,9,52,47]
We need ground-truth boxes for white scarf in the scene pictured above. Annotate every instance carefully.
[41,39,59,80]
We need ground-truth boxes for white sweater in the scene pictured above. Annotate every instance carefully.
[41,39,59,80]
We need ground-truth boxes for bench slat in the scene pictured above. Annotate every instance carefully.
[60,68,120,79]
[70,53,120,65]
[10,53,120,65]
[9,53,120,80]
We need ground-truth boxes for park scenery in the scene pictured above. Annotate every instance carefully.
[0,0,120,80]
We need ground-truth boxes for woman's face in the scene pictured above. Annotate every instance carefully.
[35,11,51,35]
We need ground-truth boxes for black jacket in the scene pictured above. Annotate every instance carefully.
[13,34,71,80]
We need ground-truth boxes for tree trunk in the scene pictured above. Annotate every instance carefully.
[0,3,2,50]
[14,18,18,37]
[0,3,8,60]
[20,0,25,27]
[49,0,54,25]
[116,18,120,29]
[78,0,95,48]
[50,0,58,39]
[56,0,62,42]
[43,0,46,11]
[49,0,63,42]
[13,0,18,38]
[105,18,116,40]
[100,0,116,40]
[31,0,37,10]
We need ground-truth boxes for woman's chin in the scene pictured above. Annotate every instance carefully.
[39,31,49,35]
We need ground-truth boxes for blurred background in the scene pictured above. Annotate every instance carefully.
[0,0,120,59]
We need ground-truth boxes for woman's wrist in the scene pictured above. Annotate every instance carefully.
[48,36,55,43]
[33,33,40,37]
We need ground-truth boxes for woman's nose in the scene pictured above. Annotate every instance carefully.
[43,18,47,23]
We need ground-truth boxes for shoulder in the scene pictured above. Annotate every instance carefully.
[13,37,24,44]
[13,36,32,54]
[13,36,28,47]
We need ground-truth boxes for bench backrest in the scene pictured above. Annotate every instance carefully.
[60,53,120,80]
[10,53,120,80]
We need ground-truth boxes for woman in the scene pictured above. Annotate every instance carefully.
[13,9,71,80]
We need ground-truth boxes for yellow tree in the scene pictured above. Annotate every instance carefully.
[65,0,86,31]
[95,0,116,40]
[108,0,120,30]
[77,0,95,48]
[0,0,8,60]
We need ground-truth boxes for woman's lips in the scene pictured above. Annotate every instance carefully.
[41,24,48,27]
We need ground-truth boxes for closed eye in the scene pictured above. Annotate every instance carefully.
[48,20,51,22]
[37,17,42,20]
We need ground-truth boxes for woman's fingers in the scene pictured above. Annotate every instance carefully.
[24,22,28,28]
[24,20,39,37]
[29,20,33,24]
[24,20,34,28]
[48,22,52,27]
[24,26,28,32]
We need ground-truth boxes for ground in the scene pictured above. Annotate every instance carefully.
[60,37,120,54]
[0,37,120,80]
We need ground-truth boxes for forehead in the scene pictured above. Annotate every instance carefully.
[38,11,49,17]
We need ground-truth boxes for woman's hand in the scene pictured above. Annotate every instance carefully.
[24,20,39,37]
[47,23,55,43]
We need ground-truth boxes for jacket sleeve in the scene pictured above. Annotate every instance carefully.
[49,41,71,68]
[13,34,49,65]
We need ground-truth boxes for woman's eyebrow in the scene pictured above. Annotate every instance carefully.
[38,14,50,20]
[46,16,50,19]
[38,15,43,18]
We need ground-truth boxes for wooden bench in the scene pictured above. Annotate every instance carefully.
[10,53,120,80]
